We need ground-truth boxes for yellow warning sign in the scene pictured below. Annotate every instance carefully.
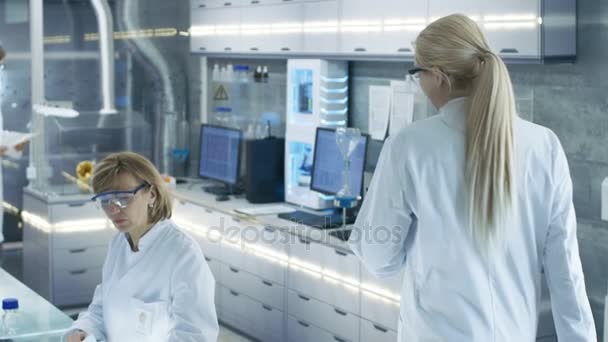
[213,85,229,101]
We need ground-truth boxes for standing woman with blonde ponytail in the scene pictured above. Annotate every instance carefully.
[348,14,596,341]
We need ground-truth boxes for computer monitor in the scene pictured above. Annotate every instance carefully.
[310,127,368,197]
[198,124,242,186]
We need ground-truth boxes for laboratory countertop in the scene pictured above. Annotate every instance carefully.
[24,186,92,204]
[173,184,354,252]
[0,268,73,341]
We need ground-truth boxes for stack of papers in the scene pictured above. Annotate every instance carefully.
[235,205,296,216]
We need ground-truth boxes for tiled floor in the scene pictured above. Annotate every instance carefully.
[0,244,253,342]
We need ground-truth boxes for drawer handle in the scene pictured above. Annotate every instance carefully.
[69,248,87,254]
[264,226,275,233]
[230,290,239,296]
[205,208,213,214]
[297,294,311,301]
[224,47,232,51]
[199,47,207,51]
[224,2,232,6]
[250,47,259,51]
[70,269,87,275]
[262,304,273,311]
[334,308,347,316]
[334,249,348,256]
[262,280,273,287]
[229,267,239,273]
[500,48,519,54]
[281,47,291,51]
[354,48,367,52]
[251,0,259,3]
[297,320,310,327]
[373,324,388,333]
[334,337,347,342]
[199,4,206,8]
[397,48,412,52]
[232,217,241,223]
[67,202,86,207]
[205,257,211,262]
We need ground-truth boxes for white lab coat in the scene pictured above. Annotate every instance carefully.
[67,219,219,341]
[349,97,596,341]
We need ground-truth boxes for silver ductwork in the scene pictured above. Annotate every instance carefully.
[91,0,117,115]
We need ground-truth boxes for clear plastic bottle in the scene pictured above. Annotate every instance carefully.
[1,298,19,336]
[211,64,220,82]
[226,63,234,83]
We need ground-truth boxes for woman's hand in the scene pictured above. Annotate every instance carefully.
[65,329,88,342]
[14,141,28,152]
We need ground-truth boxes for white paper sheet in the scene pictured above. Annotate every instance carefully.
[389,80,415,136]
[0,130,34,147]
[235,204,296,216]
[368,85,391,141]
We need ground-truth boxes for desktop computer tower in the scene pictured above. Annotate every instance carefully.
[245,137,285,203]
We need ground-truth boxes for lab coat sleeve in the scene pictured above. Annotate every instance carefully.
[543,139,596,342]
[168,239,220,342]
[348,136,414,278]
[66,283,106,341]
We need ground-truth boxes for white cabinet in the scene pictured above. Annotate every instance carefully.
[302,1,339,54]
[378,0,427,55]
[287,290,359,342]
[428,0,481,21]
[242,225,288,284]
[191,7,242,53]
[360,318,398,342]
[360,268,402,331]
[287,315,349,342]
[22,191,113,308]
[241,2,304,53]
[480,1,540,58]
[220,263,285,309]
[338,0,384,54]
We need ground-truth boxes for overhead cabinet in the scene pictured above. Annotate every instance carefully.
[191,0,575,61]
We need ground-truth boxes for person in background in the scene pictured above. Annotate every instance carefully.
[65,152,219,341]
[348,14,596,341]
[0,44,28,265]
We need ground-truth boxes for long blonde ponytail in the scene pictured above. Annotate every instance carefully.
[415,14,516,247]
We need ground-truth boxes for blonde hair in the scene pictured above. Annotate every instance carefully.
[92,152,173,224]
[415,14,516,247]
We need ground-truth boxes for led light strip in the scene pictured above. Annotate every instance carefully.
[174,216,401,306]
[21,211,108,234]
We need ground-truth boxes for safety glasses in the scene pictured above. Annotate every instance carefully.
[91,183,148,211]
[407,66,431,81]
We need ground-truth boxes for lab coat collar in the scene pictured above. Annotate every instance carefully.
[123,219,170,253]
[439,97,467,132]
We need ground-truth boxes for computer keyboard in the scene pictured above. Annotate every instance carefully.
[278,210,355,229]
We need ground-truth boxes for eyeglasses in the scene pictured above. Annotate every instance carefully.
[91,183,148,211]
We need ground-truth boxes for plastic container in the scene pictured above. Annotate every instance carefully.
[2,298,19,336]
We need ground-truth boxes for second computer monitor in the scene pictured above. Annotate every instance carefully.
[199,124,242,185]
[310,127,368,197]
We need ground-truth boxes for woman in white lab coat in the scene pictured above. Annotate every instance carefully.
[348,14,596,341]
[65,152,219,342]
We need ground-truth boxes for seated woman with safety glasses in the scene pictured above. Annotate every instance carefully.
[64,152,219,342]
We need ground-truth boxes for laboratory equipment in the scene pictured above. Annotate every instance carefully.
[285,59,349,209]
[279,127,368,229]
[198,124,243,197]
[334,127,364,208]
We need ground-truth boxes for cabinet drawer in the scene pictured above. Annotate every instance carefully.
[205,256,222,283]
[250,301,285,342]
[221,264,284,309]
[360,318,398,342]
[287,315,352,342]
[50,201,105,223]
[287,290,359,342]
[52,227,114,249]
[360,292,399,332]
[53,246,107,272]
[53,266,102,307]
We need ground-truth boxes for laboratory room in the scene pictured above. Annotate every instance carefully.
[0,0,607,341]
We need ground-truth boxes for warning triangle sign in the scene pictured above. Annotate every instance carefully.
[214,85,229,101]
